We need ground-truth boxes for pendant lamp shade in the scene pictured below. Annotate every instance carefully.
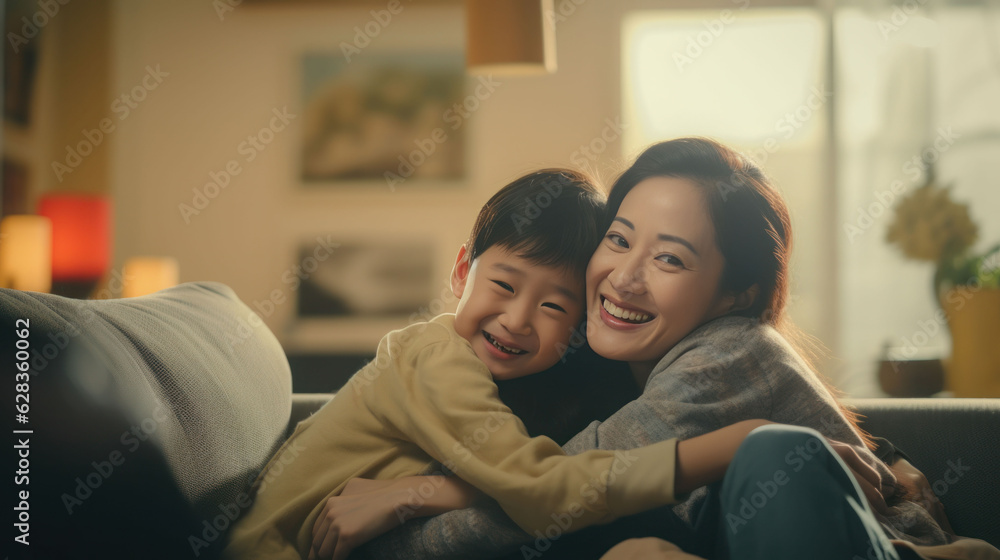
[465,0,556,75]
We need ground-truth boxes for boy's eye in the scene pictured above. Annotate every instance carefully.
[541,302,566,313]
[492,280,514,293]
[606,233,628,248]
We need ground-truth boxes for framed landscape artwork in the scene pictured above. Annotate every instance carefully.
[299,52,466,188]
[288,240,437,354]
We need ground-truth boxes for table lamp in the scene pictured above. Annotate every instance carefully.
[122,257,179,298]
[37,193,112,299]
[0,215,52,293]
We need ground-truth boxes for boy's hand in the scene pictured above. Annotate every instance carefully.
[308,476,481,560]
[309,478,408,560]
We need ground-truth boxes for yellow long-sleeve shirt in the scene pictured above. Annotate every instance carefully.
[222,314,678,559]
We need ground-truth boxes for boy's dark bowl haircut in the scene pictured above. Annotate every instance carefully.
[472,169,619,445]
[467,169,607,279]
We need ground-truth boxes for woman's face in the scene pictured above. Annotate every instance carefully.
[586,176,736,369]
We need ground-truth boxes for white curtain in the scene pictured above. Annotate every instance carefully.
[834,4,1000,395]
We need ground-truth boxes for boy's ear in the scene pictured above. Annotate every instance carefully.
[450,245,472,299]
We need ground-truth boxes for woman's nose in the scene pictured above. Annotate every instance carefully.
[609,254,647,297]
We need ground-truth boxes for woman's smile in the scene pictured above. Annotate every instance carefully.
[599,295,654,327]
[586,177,733,366]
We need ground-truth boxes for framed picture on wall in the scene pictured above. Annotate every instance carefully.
[286,240,437,354]
[299,52,467,189]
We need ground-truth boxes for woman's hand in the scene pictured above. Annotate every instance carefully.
[824,439,889,515]
[308,476,481,560]
[890,456,954,533]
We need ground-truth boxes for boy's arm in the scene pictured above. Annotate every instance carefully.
[361,321,808,559]
[372,333,683,535]
[356,420,779,560]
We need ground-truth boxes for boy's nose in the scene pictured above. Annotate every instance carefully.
[499,306,532,337]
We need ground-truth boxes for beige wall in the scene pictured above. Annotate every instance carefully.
[109,0,839,377]
[43,0,112,196]
[2,0,111,210]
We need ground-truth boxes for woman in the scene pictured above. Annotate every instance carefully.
[313,138,996,560]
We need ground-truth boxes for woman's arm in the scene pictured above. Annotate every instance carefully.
[676,419,772,493]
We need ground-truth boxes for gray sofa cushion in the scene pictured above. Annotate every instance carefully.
[849,398,1000,548]
[0,281,292,522]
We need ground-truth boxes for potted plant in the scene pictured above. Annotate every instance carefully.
[887,174,1000,397]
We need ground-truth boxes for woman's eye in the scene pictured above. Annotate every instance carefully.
[606,233,629,248]
[657,254,684,267]
[492,280,514,293]
[541,302,566,313]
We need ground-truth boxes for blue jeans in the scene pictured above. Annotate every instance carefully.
[720,424,900,560]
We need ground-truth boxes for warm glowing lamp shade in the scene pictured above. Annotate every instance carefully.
[37,194,112,298]
[465,0,556,75]
[122,257,179,298]
[0,215,52,293]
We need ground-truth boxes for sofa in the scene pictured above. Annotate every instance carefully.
[3,281,998,560]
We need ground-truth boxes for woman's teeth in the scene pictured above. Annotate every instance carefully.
[484,332,527,355]
[603,297,651,323]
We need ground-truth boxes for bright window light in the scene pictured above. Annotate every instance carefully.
[622,9,825,152]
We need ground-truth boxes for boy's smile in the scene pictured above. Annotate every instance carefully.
[451,245,584,380]
[482,331,528,356]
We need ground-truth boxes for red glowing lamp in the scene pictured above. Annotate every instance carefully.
[37,193,112,297]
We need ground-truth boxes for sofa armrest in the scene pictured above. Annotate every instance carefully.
[847,398,1000,548]
[289,393,334,437]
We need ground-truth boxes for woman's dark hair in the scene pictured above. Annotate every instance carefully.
[605,137,875,450]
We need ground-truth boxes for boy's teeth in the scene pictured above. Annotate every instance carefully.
[485,332,526,354]
[602,297,650,323]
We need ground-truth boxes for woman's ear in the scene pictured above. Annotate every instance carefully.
[709,283,760,319]
[730,284,760,313]
[450,245,472,299]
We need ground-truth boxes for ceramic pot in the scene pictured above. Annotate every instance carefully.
[940,287,1000,397]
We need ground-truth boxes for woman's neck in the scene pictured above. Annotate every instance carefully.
[628,360,658,390]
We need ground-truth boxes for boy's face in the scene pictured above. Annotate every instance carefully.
[450,245,584,381]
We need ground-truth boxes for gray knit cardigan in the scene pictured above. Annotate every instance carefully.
[360,315,948,558]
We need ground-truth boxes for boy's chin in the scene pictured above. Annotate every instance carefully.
[489,367,541,381]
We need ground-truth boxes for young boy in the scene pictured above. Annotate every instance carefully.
[222,170,684,560]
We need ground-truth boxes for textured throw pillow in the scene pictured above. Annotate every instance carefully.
[0,282,292,528]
